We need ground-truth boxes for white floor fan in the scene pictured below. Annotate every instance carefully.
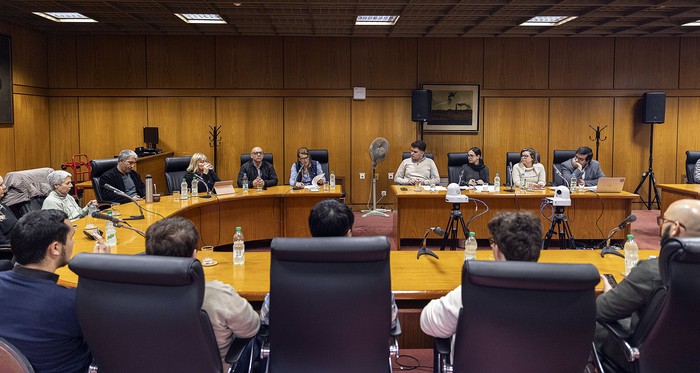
[362,137,392,218]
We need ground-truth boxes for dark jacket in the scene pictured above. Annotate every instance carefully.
[185,170,221,193]
[0,203,18,247]
[98,167,145,203]
[237,160,278,188]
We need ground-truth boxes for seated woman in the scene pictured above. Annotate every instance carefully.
[0,175,18,247]
[458,147,490,186]
[42,170,97,220]
[512,147,546,188]
[289,147,325,188]
[184,153,220,194]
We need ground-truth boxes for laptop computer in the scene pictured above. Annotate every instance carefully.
[595,177,626,193]
[213,180,236,195]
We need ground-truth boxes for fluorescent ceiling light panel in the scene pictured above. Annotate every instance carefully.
[356,15,399,26]
[682,20,700,26]
[33,12,97,23]
[521,16,577,27]
[175,13,226,24]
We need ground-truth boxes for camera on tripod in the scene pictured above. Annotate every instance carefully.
[546,186,571,207]
[445,183,469,204]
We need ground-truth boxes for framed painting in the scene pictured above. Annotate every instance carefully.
[421,84,479,132]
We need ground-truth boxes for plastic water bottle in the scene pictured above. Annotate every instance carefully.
[180,178,189,199]
[191,178,199,198]
[624,234,639,276]
[570,175,577,193]
[493,173,500,193]
[520,173,526,191]
[329,171,336,190]
[242,173,249,193]
[233,227,245,265]
[464,232,477,261]
[105,211,117,246]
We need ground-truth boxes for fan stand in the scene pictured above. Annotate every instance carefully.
[362,162,391,218]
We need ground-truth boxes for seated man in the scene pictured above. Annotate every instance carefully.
[559,146,605,187]
[0,175,18,247]
[394,140,440,186]
[238,146,278,189]
[0,210,109,373]
[99,149,145,203]
[420,211,542,337]
[595,199,700,371]
[145,217,260,372]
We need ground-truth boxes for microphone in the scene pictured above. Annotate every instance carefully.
[504,162,515,192]
[103,184,145,220]
[192,174,212,198]
[91,211,123,224]
[457,169,464,186]
[616,214,637,230]
[601,214,637,258]
[417,227,444,260]
[553,166,570,187]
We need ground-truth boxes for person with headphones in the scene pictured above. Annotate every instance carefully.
[559,146,605,187]
[512,147,546,188]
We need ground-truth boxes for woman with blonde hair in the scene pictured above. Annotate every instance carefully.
[184,153,220,193]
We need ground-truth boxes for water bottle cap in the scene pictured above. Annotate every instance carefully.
[469,232,475,237]
[495,173,499,177]
[627,234,634,239]
[236,226,242,231]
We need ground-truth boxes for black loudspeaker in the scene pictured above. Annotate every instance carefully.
[411,89,432,122]
[643,92,665,124]
[0,34,11,124]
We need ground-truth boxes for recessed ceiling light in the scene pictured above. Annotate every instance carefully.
[356,15,400,26]
[174,13,226,24]
[33,12,97,23]
[521,16,577,27]
[682,20,700,26]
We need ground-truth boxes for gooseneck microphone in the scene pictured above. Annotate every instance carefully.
[103,183,145,220]
[553,166,570,188]
[91,211,123,224]
[601,214,637,258]
[504,162,515,192]
[417,227,444,260]
[192,174,212,198]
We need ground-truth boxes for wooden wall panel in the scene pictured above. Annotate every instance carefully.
[351,98,417,206]
[77,35,146,88]
[13,94,50,170]
[483,38,548,89]
[284,98,351,188]
[423,131,484,179]
[146,35,215,88]
[418,38,483,85]
[216,36,283,89]
[284,37,350,89]
[549,38,614,89]
[483,98,549,178]
[49,97,80,168]
[679,38,700,89]
[47,34,76,88]
[677,98,700,182]
[548,98,615,178]
[614,38,679,90]
[216,98,284,181]
[352,38,417,89]
[11,25,47,88]
[78,98,147,160]
[0,123,15,175]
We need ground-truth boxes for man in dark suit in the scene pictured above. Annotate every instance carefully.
[98,149,145,203]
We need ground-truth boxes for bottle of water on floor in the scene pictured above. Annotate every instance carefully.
[624,234,638,276]
[233,227,245,265]
[464,232,477,261]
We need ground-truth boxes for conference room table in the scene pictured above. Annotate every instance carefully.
[391,185,638,249]
[659,183,700,215]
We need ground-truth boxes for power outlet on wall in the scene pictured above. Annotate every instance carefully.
[381,191,387,197]
[388,172,394,180]
[359,172,366,180]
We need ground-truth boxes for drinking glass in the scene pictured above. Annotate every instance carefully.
[200,246,216,266]
[110,203,121,216]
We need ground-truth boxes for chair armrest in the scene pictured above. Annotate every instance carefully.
[435,337,451,355]
[596,319,640,362]
[224,337,253,366]
[391,318,401,337]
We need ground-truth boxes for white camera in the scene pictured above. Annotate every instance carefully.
[445,183,469,203]
[546,186,571,206]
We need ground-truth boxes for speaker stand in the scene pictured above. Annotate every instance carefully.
[633,124,661,210]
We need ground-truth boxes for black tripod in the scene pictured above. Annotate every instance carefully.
[440,203,470,251]
[543,206,576,249]
[633,124,661,210]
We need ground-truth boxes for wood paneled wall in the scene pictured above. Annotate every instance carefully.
[5,26,700,208]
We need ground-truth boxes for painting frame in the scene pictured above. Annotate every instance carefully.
[421,83,479,133]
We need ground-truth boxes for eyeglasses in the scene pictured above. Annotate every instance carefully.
[521,154,531,158]
[467,154,477,158]
[298,156,309,160]
[251,152,263,155]
[657,216,686,229]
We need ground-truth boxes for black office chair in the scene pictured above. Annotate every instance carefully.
[685,151,700,184]
[164,156,192,194]
[0,259,13,271]
[0,337,35,373]
[447,152,469,184]
[89,158,118,202]
[69,253,249,373]
[595,237,700,372]
[264,236,400,373]
[552,150,576,186]
[434,260,599,373]
[240,153,273,166]
[8,197,45,219]
[505,151,540,186]
[402,151,434,160]
[309,149,329,176]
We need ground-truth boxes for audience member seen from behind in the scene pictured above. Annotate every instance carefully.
[394,140,441,186]
[595,199,700,371]
[0,175,18,247]
[420,211,542,338]
[98,149,145,203]
[289,147,325,188]
[42,170,97,220]
[694,159,700,183]
[184,153,221,194]
[145,217,260,372]
[0,210,109,373]
[238,147,278,189]
[458,147,490,186]
[559,146,605,187]
[512,147,546,188]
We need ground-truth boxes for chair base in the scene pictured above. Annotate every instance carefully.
[362,209,391,218]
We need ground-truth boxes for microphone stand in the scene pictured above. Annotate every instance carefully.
[193,174,212,198]
[504,163,515,192]
[105,184,145,220]
[417,227,441,259]
[114,222,146,237]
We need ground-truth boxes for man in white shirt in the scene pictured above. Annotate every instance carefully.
[394,140,440,186]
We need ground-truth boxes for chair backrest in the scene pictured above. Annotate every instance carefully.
[9,197,46,219]
[0,337,35,373]
[505,151,541,186]
[452,260,599,372]
[447,152,469,184]
[69,253,223,373]
[89,158,118,202]
[629,237,700,372]
[552,150,577,186]
[401,152,434,160]
[269,236,392,373]
[685,151,700,184]
[240,153,273,166]
[164,156,192,194]
[309,149,329,176]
